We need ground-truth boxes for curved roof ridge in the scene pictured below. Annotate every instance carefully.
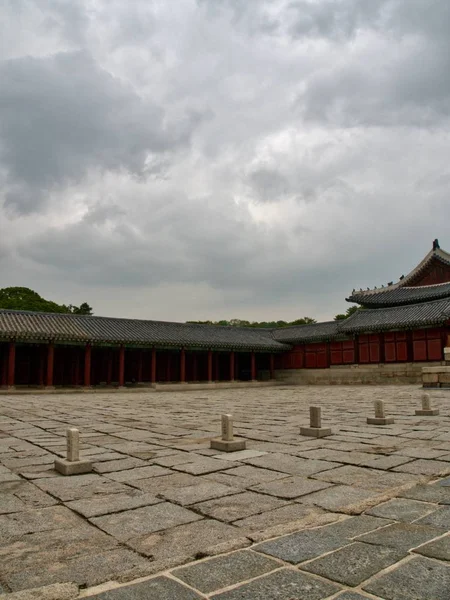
[347,240,450,302]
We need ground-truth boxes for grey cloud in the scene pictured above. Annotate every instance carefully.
[1,0,450,322]
[0,50,201,213]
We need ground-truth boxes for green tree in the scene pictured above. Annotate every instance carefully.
[334,305,359,321]
[0,287,93,315]
[67,302,94,315]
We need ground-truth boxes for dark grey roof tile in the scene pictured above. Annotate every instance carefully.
[0,309,288,352]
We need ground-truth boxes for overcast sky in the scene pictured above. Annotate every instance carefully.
[1,0,449,322]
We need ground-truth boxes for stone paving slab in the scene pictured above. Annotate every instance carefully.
[365,498,438,522]
[313,465,424,491]
[91,502,203,541]
[413,533,450,560]
[0,522,118,576]
[192,491,287,522]
[0,506,85,543]
[127,519,251,565]
[104,465,171,482]
[242,453,339,476]
[400,483,450,504]
[355,522,446,551]
[172,457,240,475]
[0,582,79,599]
[66,491,162,517]
[159,481,240,506]
[300,541,405,586]
[232,503,324,533]
[3,548,152,592]
[415,505,450,528]
[253,526,350,564]
[33,474,130,501]
[363,555,450,600]
[172,550,280,594]
[296,484,384,513]
[250,476,332,499]
[209,568,340,600]
[205,465,289,486]
[78,576,204,599]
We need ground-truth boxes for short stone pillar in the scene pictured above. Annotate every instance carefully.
[300,406,332,438]
[54,428,93,475]
[415,393,439,416]
[210,414,247,452]
[367,400,394,425]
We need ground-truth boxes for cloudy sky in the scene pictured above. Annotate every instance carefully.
[0,0,449,322]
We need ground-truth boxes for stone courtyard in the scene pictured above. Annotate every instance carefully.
[0,385,449,599]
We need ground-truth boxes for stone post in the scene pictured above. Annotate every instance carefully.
[367,400,394,425]
[300,406,332,438]
[221,414,233,441]
[210,413,246,452]
[415,392,440,416]
[67,428,80,461]
[54,428,92,475]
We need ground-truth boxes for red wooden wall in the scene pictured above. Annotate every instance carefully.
[409,260,450,286]
[384,331,408,362]
[412,328,443,361]
[279,327,446,369]
[330,340,355,365]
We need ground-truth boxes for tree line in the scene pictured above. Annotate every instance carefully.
[0,287,359,323]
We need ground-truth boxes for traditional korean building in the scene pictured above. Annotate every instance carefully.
[276,239,450,384]
[1,239,450,389]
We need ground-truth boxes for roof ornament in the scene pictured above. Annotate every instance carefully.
[388,281,393,286]
[433,238,440,250]
[400,275,404,280]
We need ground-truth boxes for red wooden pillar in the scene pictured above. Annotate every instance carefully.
[251,351,256,381]
[235,352,239,380]
[84,343,92,387]
[74,350,80,386]
[46,342,54,387]
[1,346,7,387]
[7,341,15,387]
[151,348,156,384]
[118,345,125,387]
[180,349,186,383]
[106,350,113,385]
[38,346,45,387]
[214,353,219,381]
[269,353,275,379]
[207,350,213,382]
[192,353,198,381]
[229,351,235,381]
[166,353,171,382]
[137,350,143,383]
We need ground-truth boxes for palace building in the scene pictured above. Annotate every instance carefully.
[1,240,450,389]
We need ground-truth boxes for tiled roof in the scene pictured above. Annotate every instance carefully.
[347,282,450,307]
[340,299,450,334]
[347,241,450,305]
[273,321,341,343]
[0,309,288,352]
[273,299,450,342]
